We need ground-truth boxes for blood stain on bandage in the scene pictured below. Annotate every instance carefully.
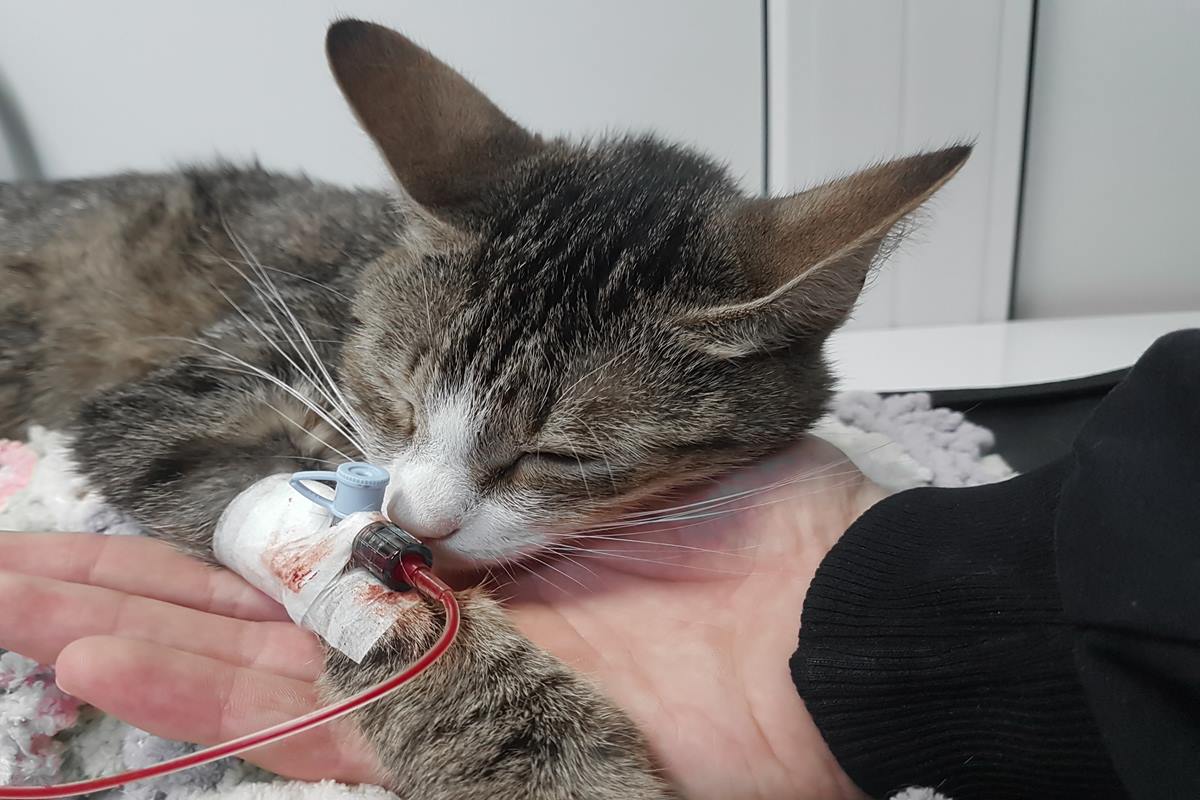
[357,582,409,609]
[264,536,334,592]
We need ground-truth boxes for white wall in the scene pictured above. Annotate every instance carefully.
[1015,0,1200,318]
[0,1,764,190]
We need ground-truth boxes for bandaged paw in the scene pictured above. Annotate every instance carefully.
[214,474,411,662]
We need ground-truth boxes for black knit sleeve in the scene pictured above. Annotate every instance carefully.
[791,329,1200,800]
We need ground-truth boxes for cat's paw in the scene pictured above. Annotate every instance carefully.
[318,587,672,799]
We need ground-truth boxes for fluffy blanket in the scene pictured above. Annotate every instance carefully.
[0,392,1011,799]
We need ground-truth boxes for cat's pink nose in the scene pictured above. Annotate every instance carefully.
[397,514,460,540]
[385,491,463,539]
[386,463,470,540]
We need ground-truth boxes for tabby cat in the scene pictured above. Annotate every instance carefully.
[0,19,969,798]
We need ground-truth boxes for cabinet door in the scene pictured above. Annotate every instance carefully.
[1015,0,1200,319]
[0,1,764,191]
[767,0,1032,328]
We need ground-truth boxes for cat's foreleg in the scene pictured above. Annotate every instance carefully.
[69,355,350,558]
[320,587,674,800]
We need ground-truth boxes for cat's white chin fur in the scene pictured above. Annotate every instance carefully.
[384,459,553,566]
[432,499,547,566]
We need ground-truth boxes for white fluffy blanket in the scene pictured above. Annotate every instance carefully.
[0,392,1011,799]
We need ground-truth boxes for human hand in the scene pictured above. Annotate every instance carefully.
[0,528,381,784]
[496,436,883,800]
[0,436,883,799]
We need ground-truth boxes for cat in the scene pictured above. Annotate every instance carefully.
[0,19,969,799]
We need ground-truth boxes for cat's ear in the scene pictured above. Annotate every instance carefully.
[677,145,971,358]
[326,19,542,210]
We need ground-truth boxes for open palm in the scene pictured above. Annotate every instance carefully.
[0,437,881,800]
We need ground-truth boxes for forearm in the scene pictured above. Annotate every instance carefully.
[791,329,1200,800]
[67,356,342,556]
[793,465,1123,799]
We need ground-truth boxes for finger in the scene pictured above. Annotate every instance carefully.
[0,532,288,621]
[55,636,382,786]
[0,570,324,681]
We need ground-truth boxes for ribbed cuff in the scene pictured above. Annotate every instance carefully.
[792,460,1124,800]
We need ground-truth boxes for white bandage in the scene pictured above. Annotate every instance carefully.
[214,474,411,662]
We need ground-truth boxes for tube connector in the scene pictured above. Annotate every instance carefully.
[351,521,434,592]
[289,462,390,520]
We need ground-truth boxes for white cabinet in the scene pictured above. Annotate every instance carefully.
[766,0,1032,329]
[1015,0,1200,319]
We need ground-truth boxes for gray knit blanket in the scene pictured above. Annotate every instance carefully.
[0,392,1011,800]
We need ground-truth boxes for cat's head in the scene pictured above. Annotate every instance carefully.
[326,20,969,568]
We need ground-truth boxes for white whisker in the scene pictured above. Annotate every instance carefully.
[515,559,565,594]
[151,335,366,456]
[202,360,365,457]
[605,454,859,524]
[565,535,757,557]
[498,558,520,588]
[547,547,599,578]
[219,221,373,449]
[256,399,356,462]
[628,474,873,532]
[191,246,369,453]
[260,454,344,465]
[569,442,594,503]
[577,416,618,495]
[580,467,864,532]
[254,263,354,302]
[524,550,587,591]
[572,472,866,541]
[560,548,746,576]
[417,261,436,344]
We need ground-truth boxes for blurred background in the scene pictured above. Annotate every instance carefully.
[1,1,1198,414]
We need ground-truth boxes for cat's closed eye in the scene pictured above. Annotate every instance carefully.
[511,450,611,479]
[523,450,595,468]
